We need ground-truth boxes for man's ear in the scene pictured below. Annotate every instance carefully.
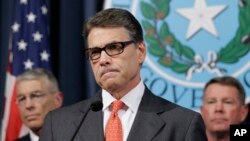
[54,92,63,108]
[240,105,249,122]
[200,105,205,117]
[136,41,146,64]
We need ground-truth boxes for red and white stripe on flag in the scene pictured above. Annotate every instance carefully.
[1,72,28,141]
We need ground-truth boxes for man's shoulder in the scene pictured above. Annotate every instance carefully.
[145,88,200,117]
[52,98,91,115]
[50,91,102,117]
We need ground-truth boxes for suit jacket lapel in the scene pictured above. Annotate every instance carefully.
[73,92,104,141]
[17,134,31,141]
[76,110,104,141]
[127,111,165,141]
[127,87,166,141]
[70,87,168,141]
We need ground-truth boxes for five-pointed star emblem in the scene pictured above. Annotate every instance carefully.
[12,22,20,32]
[20,0,28,5]
[40,50,50,61]
[176,0,226,39]
[17,39,28,51]
[27,12,37,23]
[33,31,43,42]
[24,59,34,70]
[41,5,48,15]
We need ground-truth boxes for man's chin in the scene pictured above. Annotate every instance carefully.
[26,122,42,130]
[211,126,229,133]
[101,80,117,90]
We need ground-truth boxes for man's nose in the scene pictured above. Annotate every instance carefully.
[215,102,224,112]
[99,50,111,65]
[24,98,34,109]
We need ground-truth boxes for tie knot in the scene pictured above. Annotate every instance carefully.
[112,100,124,113]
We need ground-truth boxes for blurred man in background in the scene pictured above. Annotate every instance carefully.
[16,68,63,141]
[201,76,249,141]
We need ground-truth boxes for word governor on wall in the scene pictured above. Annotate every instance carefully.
[230,125,250,141]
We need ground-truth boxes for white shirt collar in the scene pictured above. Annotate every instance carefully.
[102,80,145,112]
[29,130,39,141]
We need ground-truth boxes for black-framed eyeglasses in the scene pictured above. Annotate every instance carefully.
[84,40,135,60]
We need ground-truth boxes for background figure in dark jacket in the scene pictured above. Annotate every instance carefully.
[16,68,63,141]
[201,76,249,141]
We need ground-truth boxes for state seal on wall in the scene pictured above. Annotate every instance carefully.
[105,0,250,111]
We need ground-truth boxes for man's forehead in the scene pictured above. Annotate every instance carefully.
[17,80,45,93]
[204,90,240,101]
[87,27,130,46]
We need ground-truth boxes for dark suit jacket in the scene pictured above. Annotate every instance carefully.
[39,86,207,141]
[16,134,31,141]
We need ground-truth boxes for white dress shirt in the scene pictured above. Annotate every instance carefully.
[102,80,145,141]
[29,130,39,141]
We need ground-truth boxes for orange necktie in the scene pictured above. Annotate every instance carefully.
[105,100,124,141]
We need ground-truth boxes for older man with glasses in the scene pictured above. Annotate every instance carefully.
[16,68,63,141]
[39,8,207,141]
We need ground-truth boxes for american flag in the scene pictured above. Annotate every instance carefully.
[1,0,51,140]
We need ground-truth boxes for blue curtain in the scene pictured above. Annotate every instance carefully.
[0,0,14,132]
[50,0,102,106]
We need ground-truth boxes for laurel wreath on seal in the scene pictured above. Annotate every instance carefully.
[141,0,250,79]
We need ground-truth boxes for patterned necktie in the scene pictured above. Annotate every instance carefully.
[105,100,124,141]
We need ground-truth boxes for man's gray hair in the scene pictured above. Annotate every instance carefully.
[17,68,59,93]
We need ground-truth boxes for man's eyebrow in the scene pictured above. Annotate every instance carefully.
[16,94,24,98]
[17,90,43,96]
[89,41,119,48]
[31,90,42,94]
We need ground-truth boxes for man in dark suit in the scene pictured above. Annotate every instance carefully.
[16,68,63,141]
[39,8,207,141]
